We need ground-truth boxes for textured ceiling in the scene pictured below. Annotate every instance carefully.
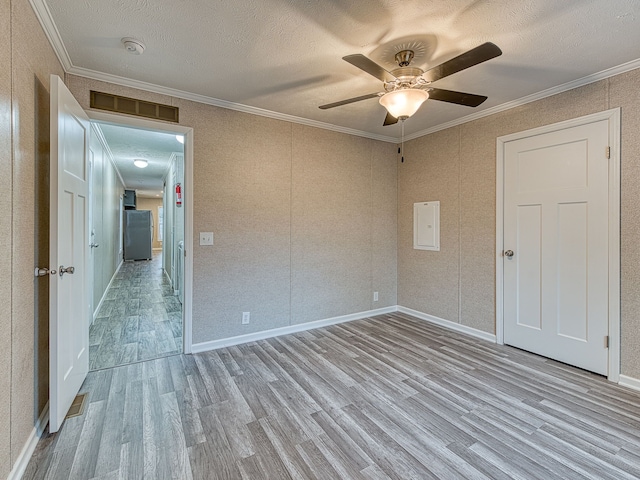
[40,0,640,139]
[98,123,183,196]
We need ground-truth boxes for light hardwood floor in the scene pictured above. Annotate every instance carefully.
[25,312,640,479]
[89,252,183,371]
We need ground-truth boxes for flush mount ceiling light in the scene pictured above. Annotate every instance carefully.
[379,89,429,120]
[133,159,148,168]
[176,135,184,144]
[121,37,145,55]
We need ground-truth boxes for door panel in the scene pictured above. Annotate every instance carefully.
[50,74,90,432]
[557,202,588,340]
[503,119,609,375]
[515,204,542,330]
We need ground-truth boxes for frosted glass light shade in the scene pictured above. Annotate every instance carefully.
[133,159,148,168]
[379,89,429,119]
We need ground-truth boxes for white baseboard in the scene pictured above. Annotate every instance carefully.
[618,375,640,392]
[8,402,49,480]
[191,306,398,353]
[93,259,123,323]
[397,306,497,343]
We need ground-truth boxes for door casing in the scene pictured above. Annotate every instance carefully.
[87,110,195,354]
[495,108,620,382]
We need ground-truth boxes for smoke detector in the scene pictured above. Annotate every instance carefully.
[121,37,145,55]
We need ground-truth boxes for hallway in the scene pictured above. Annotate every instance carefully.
[89,252,183,370]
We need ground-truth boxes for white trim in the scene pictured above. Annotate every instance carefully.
[28,0,72,71]
[495,136,505,345]
[8,402,49,480]
[27,0,640,143]
[397,306,497,343]
[86,110,194,356]
[608,110,621,383]
[495,108,621,382]
[191,306,398,353]
[405,59,640,141]
[163,152,180,186]
[64,58,640,145]
[72,67,396,144]
[618,375,640,392]
[182,132,194,354]
[91,124,126,188]
[93,260,123,322]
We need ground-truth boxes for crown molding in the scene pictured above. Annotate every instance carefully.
[30,0,640,144]
[67,65,398,143]
[29,0,73,71]
[29,0,396,142]
[405,57,640,141]
[90,123,127,188]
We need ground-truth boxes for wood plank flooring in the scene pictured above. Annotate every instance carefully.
[25,312,640,479]
[89,252,183,371]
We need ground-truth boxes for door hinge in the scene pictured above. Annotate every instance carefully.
[604,335,609,348]
[606,146,611,159]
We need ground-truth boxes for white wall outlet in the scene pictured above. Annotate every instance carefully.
[199,232,214,245]
[373,291,379,302]
[242,312,250,325]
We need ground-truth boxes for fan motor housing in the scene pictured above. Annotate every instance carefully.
[391,67,424,79]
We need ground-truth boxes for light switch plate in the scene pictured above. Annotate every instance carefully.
[199,232,214,245]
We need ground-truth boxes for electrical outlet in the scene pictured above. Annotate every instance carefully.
[199,232,214,246]
[242,312,250,325]
[373,291,379,302]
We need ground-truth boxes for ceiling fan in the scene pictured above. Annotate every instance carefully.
[319,42,502,126]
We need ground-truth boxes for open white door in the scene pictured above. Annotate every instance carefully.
[49,75,90,432]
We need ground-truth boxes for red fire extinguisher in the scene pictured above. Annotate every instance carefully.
[175,183,182,207]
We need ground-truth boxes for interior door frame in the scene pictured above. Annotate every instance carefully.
[87,110,195,354]
[495,108,621,382]
[88,152,94,324]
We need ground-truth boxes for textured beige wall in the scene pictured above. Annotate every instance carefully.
[187,103,293,340]
[371,140,398,308]
[399,75,640,378]
[291,126,372,324]
[610,69,640,379]
[0,0,11,475]
[5,0,64,473]
[137,197,163,249]
[398,128,461,321]
[65,76,399,344]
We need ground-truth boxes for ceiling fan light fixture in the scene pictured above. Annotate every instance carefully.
[379,89,429,119]
[133,159,148,168]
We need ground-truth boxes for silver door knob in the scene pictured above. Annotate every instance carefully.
[34,267,57,277]
[504,250,514,258]
[59,265,75,276]
[90,243,100,248]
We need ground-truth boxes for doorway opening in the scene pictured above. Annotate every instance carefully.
[88,121,186,371]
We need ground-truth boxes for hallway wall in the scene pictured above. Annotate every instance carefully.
[90,126,125,316]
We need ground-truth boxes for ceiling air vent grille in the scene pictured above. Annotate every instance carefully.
[90,91,179,123]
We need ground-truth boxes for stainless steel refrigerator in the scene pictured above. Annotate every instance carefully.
[123,210,153,261]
